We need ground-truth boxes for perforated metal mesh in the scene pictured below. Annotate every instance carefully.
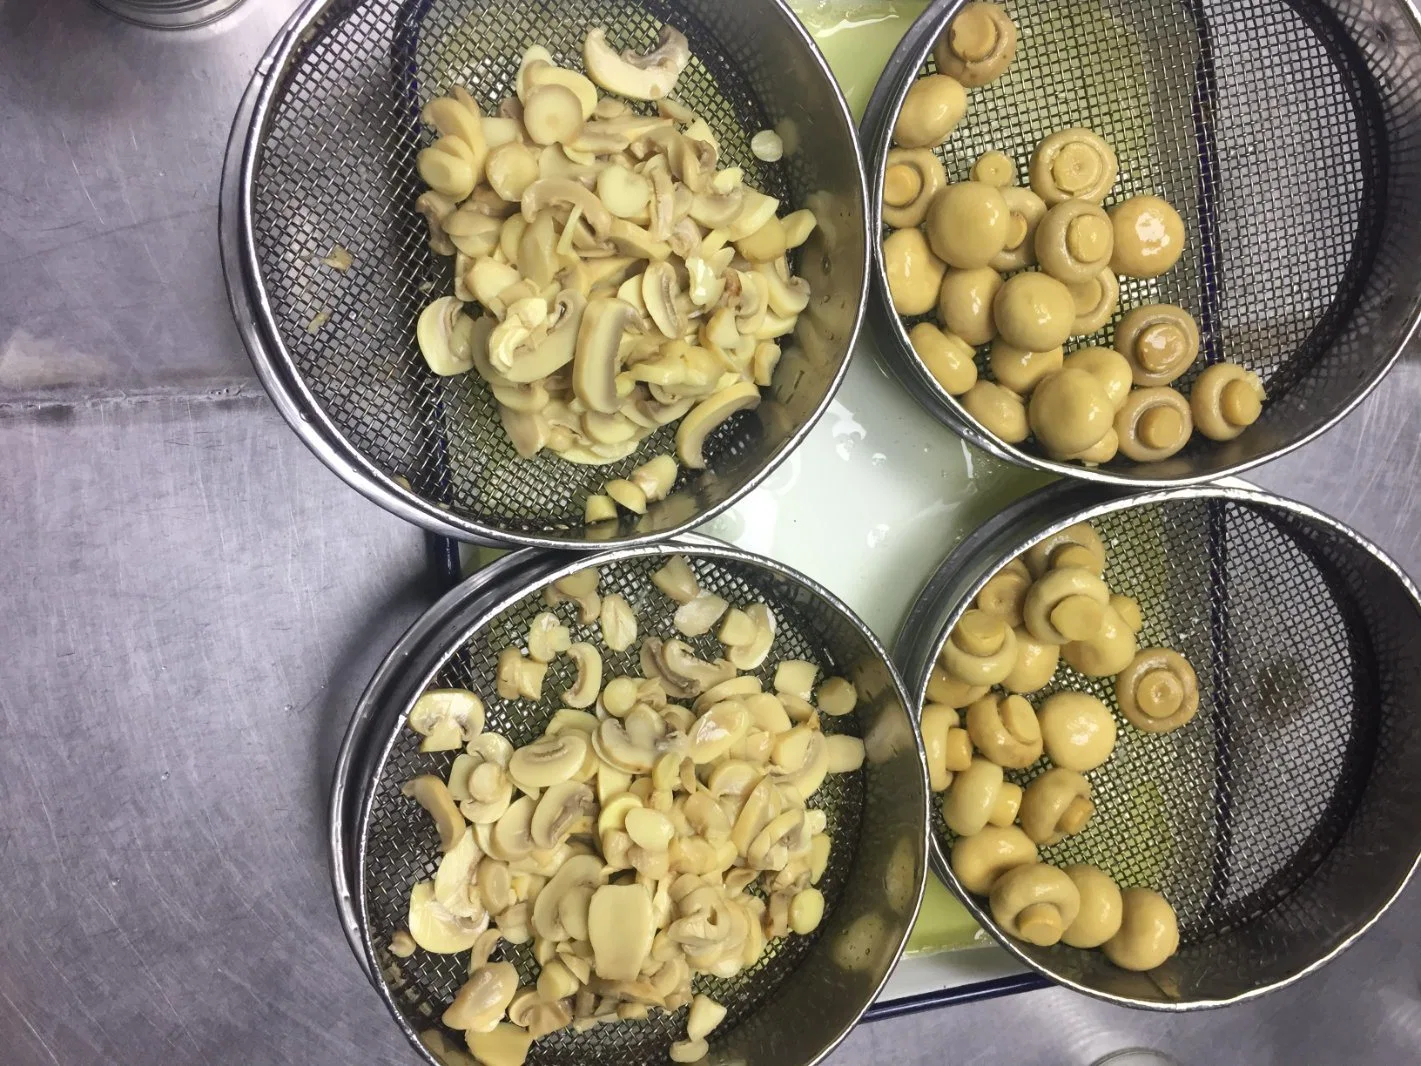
[927,494,1421,1004]
[359,551,895,1064]
[244,0,866,544]
[881,0,1421,481]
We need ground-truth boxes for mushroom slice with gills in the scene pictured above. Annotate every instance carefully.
[728,602,776,670]
[677,380,761,469]
[517,211,560,289]
[593,716,658,775]
[416,297,478,377]
[694,674,762,713]
[674,593,729,637]
[415,190,458,255]
[584,24,691,102]
[757,259,811,318]
[487,795,538,862]
[499,404,549,460]
[408,880,489,955]
[588,882,657,980]
[655,637,735,697]
[402,775,467,852]
[642,260,687,338]
[434,828,486,919]
[408,688,485,751]
[530,781,595,852]
[443,961,519,1033]
[562,642,603,709]
[776,730,830,800]
[501,290,588,385]
[725,189,780,242]
[748,808,807,870]
[573,298,638,414]
[532,852,606,941]
[526,611,571,664]
[690,184,746,230]
[689,700,751,764]
[521,178,613,236]
[508,734,589,793]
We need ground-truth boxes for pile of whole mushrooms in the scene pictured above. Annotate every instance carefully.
[882,1,1267,468]
[923,520,1194,972]
[412,24,817,516]
[393,558,864,1066]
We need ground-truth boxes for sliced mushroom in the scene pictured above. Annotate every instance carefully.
[408,688,486,751]
[409,879,489,954]
[417,297,477,376]
[403,775,467,852]
[588,883,657,980]
[526,612,572,664]
[521,178,613,235]
[674,593,729,637]
[593,716,659,775]
[563,642,603,708]
[599,593,637,651]
[573,298,638,414]
[508,734,589,792]
[444,961,518,1033]
[728,603,776,670]
[584,26,691,101]
[434,828,487,919]
[530,781,595,852]
[676,380,760,468]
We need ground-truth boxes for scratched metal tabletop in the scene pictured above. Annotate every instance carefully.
[1,1,1419,1063]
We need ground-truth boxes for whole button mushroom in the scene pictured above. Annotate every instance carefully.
[994,272,1076,352]
[942,757,1023,835]
[990,187,1049,272]
[1065,269,1121,336]
[1035,199,1116,284]
[989,862,1082,947]
[1110,195,1187,278]
[1028,368,1115,458]
[1116,386,1194,463]
[1031,128,1119,206]
[935,2,1019,87]
[883,148,947,229]
[1062,865,1124,949]
[893,73,969,149]
[1111,593,1144,634]
[939,267,1004,346]
[1116,647,1200,733]
[1115,304,1200,387]
[1024,522,1107,578]
[1037,691,1118,771]
[921,702,974,792]
[975,558,1032,628]
[883,228,947,316]
[1001,627,1060,695]
[927,661,989,709]
[941,609,1020,686]
[973,150,1017,187]
[950,825,1038,895]
[1018,767,1095,845]
[1067,427,1119,466]
[910,323,979,396]
[1191,363,1266,441]
[966,693,1044,769]
[961,381,1029,444]
[1024,566,1112,644]
[1063,346,1133,412]
[990,341,1063,397]
[1061,602,1139,677]
[927,182,1012,269]
[1103,888,1180,971]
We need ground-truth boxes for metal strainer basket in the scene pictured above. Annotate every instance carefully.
[332,541,929,1065]
[897,481,1421,1008]
[864,0,1421,485]
[220,0,868,547]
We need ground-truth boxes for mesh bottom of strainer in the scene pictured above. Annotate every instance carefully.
[358,550,880,1064]
[869,0,1421,484]
[237,0,865,544]
[905,485,1421,1006]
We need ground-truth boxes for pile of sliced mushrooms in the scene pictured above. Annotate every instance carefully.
[413,24,816,519]
[395,557,865,1066]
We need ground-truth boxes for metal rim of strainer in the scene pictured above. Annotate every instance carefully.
[218,0,871,550]
[336,537,930,1066]
[895,479,1421,1011]
[859,0,1421,490]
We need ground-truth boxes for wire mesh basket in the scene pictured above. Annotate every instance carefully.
[220,0,868,547]
[333,541,929,1065]
[864,0,1421,485]
[897,481,1421,1008]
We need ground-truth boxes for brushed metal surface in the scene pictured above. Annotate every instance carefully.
[3,0,1421,1063]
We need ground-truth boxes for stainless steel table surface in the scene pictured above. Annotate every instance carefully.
[2,1,1419,1063]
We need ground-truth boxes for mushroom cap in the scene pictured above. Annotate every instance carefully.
[989,340,1063,397]
[990,186,1048,272]
[1028,368,1115,457]
[883,228,947,316]
[1065,268,1121,336]
[1037,690,1118,771]
[1115,386,1194,463]
[938,267,1004,347]
[949,825,1038,895]
[1000,627,1060,695]
[1061,603,1138,677]
[972,150,1017,187]
[1115,304,1200,387]
[1110,195,1187,278]
[927,182,1011,269]
[961,380,1028,444]
[1191,362,1266,442]
[935,2,1019,87]
[1061,865,1124,949]
[1103,888,1180,971]
[993,271,1075,352]
[884,148,948,229]
[1023,565,1111,644]
[966,693,1044,769]
[1018,766,1094,845]
[910,322,979,397]
[1116,647,1201,733]
[1030,128,1119,206]
[1062,345,1132,412]
[893,73,968,149]
[1035,199,1115,284]
[989,862,1081,946]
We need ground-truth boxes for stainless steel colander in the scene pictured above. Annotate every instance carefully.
[331,540,929,1066]
[219,0,868,548]
[897,481,1421,1008]
[864,0,1421,485]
